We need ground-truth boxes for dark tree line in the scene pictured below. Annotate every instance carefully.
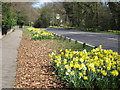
[34,2,120,30]
[2,2,39,35]
[2,2,120,31]
[108,2,120,30]
[63,2,120,30]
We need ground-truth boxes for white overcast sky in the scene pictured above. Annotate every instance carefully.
[32,0,56,8]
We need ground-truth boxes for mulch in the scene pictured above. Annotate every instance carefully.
[14,37,67,88]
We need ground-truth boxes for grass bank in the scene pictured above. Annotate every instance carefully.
[23,28,93,52]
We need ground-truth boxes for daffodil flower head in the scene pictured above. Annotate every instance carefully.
[79,73,83,77]
[52,72,55,74]
[83,76,88,80]
[111,70,119,76]
[99,45,102,50]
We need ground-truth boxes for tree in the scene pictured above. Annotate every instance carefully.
[2,2,17,35]
[34,3,53,27]
[63,2,114,30]
[108,2,120,30]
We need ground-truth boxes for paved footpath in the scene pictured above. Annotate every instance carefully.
[0,29,22,89]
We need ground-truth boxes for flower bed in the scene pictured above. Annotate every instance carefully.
[108,30,120,34]
[27,27,55,40]
[49,45,120,88]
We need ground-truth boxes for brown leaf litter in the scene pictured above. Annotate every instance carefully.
[14,37,68,89]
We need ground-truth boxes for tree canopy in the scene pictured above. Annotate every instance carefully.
[34,2,120,30]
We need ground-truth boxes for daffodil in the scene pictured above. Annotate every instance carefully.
[79,58,84,62]
[54,60,57,63]
[63,59,67,64]
[79,73,83,77]
[83,76,88,80]
[101,70,107,76]
[65,65,71,70]
[49,45,120,88]
[52,72,55,74]
[111,70,119,76]
[99,45,102,50]
[117,67,120,71]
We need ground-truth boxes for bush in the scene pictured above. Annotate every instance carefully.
[2,3,17,34]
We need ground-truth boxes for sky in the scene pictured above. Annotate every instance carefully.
[32,0,120,8]
[32,0,57,8]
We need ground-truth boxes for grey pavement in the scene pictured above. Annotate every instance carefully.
[1,29,22,88]
[0,38,2,89]
[46,28,120,54]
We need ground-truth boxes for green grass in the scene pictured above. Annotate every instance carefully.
[54,36,93,52]
[22,28,33,39]
[48,26,120,35]
[64,27,120,35]
[101,31,120,35]
[22,28,32,35]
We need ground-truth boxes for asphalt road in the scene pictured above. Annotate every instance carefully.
[46,28,120,54]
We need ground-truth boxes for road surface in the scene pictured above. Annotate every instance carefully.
[46,28,120,54]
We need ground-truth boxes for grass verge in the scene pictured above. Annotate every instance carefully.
[23,28,93,52]
[48,26,120,35]
[64,27,120,35]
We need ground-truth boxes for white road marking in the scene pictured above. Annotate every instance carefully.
[87,35,95,36]
[69,32,87,34]
[107,38,118,41]
[69,32,101,35]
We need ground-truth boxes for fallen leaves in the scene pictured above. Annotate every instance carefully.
[14,37,66,88]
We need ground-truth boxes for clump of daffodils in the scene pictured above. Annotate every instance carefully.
[49,45,120,88]
[27,27,55,40]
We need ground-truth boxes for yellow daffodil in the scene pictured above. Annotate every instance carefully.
[101,70,107,76]
[79,73,83,77]
[83,76,88,80]
[79,58,84,62]
[52,72,55,74]
[111,70,119,76]
[117,67,120,71]
[99,45,102,50]
[63,59,67,64]
[54,60,57,63]
[49,44,120,87]
[65,65,71,70]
